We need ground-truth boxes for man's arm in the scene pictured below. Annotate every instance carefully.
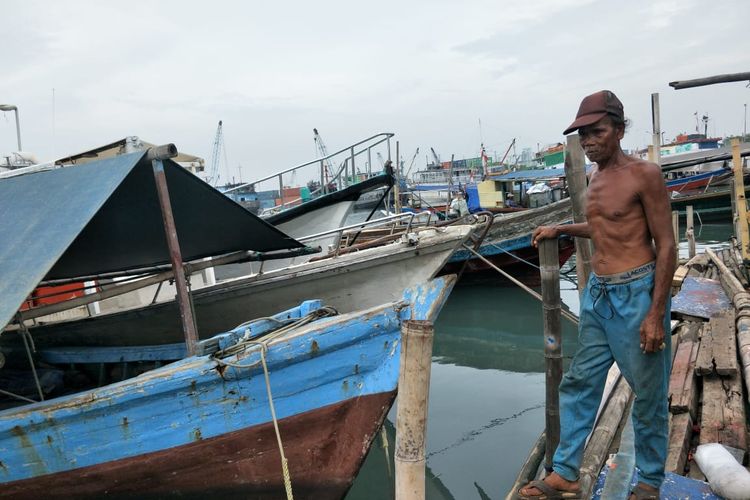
[638,162,676,353]
[532,222,591,248]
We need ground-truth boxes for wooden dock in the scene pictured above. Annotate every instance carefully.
[507,245,750,498]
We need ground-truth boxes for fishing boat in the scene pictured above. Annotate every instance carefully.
[665,167,730,193]
[2,149,472,351]
[15,220,472,350]
[0,145,458,498]
[32,134,397,278]
[1,283,457,499]
[443,198,575,282]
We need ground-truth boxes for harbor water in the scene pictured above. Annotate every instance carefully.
[345,219,734,500]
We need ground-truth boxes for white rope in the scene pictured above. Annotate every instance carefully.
[260,345,294,500]
[210,307,338,499]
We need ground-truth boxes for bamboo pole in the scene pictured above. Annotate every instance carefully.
[395,320,434,500]
[563,134,592,292]
[686,205,696,258]
[460,244,579,326]
[731,138,750,262]
[539,239,562,470]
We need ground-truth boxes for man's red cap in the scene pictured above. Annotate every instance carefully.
[563,90,624,135]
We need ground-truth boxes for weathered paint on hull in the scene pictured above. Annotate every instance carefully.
[1,391,395,500]
[443,238,575,284]
[0,277,457,499]
[14,227,470,349]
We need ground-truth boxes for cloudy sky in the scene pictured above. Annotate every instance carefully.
[2,0,749,184]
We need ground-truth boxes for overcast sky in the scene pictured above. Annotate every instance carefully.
[2,0,749,184]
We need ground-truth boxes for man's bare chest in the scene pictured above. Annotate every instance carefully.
[586,175,643,221]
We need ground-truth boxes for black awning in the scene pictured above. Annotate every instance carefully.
[0,150,303,329]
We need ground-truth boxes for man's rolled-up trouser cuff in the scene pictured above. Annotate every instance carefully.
[552,464,579,483]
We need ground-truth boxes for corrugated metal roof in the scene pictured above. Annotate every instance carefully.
[0,151,302,330]
[487,165,593,182]
[488,167,568,182]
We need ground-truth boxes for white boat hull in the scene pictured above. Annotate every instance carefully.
[21,225,472,347]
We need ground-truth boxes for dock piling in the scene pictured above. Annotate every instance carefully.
[672,210,680,263]
[563,134,592,291]
[731,138,750,262]
[686,205,696,258]
[395,320,434,500]
[539,239,562,470]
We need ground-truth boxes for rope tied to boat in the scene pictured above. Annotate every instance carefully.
[211,306,339,500]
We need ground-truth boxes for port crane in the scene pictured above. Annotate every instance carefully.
[313,128,336,184]
[207,120,225,186]
[429,147,442,168]
[404,147,420,178]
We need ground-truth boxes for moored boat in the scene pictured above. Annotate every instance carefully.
[0,277,456,499]
[0,144,459,498]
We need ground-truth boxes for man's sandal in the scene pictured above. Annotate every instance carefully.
[517,479,581,499]
[629,483,660,500]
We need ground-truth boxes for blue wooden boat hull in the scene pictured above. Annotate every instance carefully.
[0,276,456,498]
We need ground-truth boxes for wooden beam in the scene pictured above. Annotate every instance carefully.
[700,374,747,452]
[578,377,633,498]
[695,312,738,376]
[731,138,750,262]
[563,134,592,292]
[712,311,738,376]
[669,72,750,90]
[665,412,693,474]
[686,206,695,258]
[668,339,699,419]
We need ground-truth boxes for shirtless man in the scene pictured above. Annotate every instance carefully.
[519,90,675,500]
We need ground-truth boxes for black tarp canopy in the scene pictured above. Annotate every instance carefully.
[0,150,304,330]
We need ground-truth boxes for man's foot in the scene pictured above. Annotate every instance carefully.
[518,472,580,499]
[629,482,659,499]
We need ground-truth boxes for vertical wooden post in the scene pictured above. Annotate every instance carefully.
[686,205,696,258]
[394,141,402,214]
[539,239,562,470]
[395,320,434,500]
[672,211,680,263]
[731,138,750,262]
[151,152,199,356]
[651,93,662,166]
[563,134,592,293]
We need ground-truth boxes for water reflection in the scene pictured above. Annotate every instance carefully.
[433,281,579,373]
[346,220,734,500]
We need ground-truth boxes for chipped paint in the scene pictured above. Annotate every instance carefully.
[0,277,455,490]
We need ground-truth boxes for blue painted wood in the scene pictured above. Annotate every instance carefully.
[592,470,721,499]
[447,234,533,263]
[38,343,188,363]
[0,278,454,485]
[672,276,731,319]
[36,300,327,364]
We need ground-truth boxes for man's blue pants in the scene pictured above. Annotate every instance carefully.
[552,270,671,489]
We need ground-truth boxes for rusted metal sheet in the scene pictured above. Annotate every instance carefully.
[671,277,731,319]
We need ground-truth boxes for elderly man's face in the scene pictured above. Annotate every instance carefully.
[578,116,624,164]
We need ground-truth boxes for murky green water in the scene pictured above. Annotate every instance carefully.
[346,219,734,500]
